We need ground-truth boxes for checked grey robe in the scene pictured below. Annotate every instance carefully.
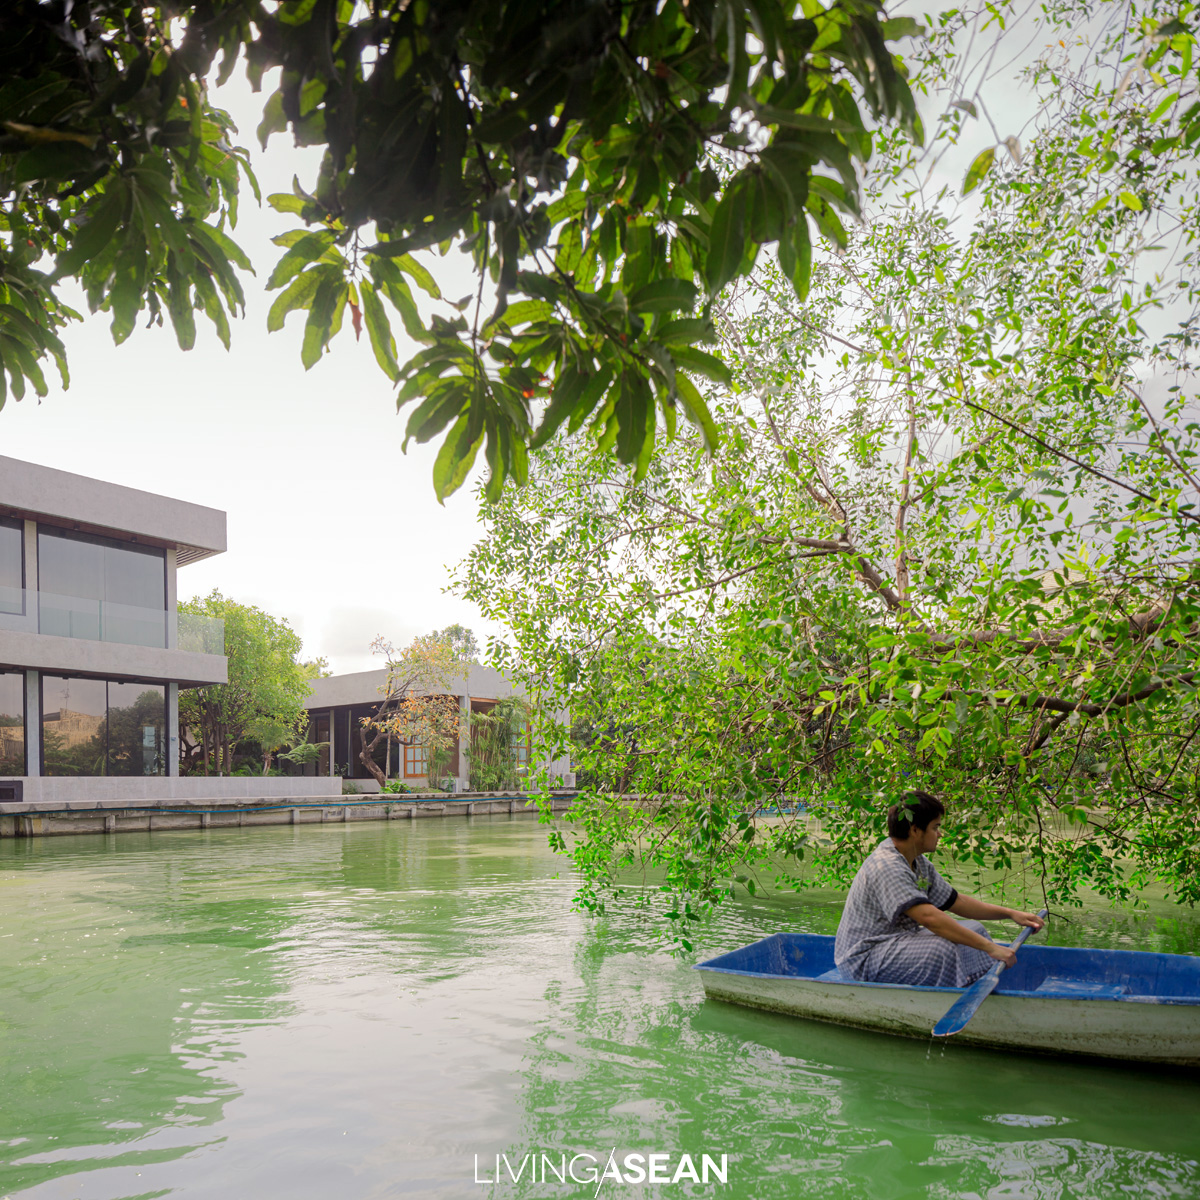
[833,839,995,988]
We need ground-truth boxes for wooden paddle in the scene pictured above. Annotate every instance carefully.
[931,908,1049,1038]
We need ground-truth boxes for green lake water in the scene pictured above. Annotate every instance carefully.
[0,817,1197,1199]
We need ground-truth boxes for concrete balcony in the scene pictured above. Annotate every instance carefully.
[0,588,226,687]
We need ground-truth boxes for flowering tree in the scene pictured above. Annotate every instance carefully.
[357,631,473,786]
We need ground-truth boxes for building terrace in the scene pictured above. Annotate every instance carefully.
[0,456,338,811]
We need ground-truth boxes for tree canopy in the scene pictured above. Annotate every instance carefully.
[2,0,918,496]
[178,590,321,774]
[455,0,1200,948]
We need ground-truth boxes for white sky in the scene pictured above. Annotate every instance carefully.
[0,72,499,675]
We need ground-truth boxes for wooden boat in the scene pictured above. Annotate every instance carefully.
[694,933,1200,1066]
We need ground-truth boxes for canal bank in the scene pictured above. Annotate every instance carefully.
[0,790,577,837]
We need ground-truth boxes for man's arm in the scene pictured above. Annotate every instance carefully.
[949,894,1045,930]
[905,903,1017,967]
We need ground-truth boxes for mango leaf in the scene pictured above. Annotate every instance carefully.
[52,189,125,280]
[433,406,485,503]
[705,177,748,296]
[673,373,720,451]
[404,387,470,447]
[628,278,698,314]
[267,230,337,290]
[267,266,324,332]
[753,106,857,134]
[267,192,307,214]
[672,345,734,387]
[360,281,400,383]
[300,275,346,369]
[531,363,586,448]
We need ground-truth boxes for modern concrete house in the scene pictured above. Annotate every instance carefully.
[301,664,573,792]
[0,456,337,809]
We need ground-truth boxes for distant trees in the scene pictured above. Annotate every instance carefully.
[178,591,323,775]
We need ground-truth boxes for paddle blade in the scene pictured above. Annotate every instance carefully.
[931,966,1001,1037]
[930,909,1048,1038]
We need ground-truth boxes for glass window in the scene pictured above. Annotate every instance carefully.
[42,676,107,776]
[0,518,22,616]
[511,725,530,767]
[0,672,24,776]
[42,676,165,777]
[38,528,165,646]
[403,742,427,778]
[106,681,166,777]
[313,712,330,777]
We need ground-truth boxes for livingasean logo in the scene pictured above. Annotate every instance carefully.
[475,1150,730,1191]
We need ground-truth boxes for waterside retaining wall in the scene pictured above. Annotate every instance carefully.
[0,792,577,838]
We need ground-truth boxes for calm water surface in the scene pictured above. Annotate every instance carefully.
[0,818,1197,1199]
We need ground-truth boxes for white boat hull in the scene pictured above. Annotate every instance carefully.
[699,970,1200,1066]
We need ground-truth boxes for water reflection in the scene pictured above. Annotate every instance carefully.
[0,821,1196,1200]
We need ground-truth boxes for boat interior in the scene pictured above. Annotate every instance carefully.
[697,933,1200,1003]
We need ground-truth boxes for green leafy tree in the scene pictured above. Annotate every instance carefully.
[0,2,256,405]
[104,688,167,776]
[467,697,531,791]
[1,0,920,497]
[178,590,319,775]
[456,0,1200,949]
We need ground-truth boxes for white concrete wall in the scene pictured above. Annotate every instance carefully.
[0,627,227,687]
[0,456,226,559]
[2,776,341,808]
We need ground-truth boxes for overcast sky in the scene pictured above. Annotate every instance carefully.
[1,71,498,675]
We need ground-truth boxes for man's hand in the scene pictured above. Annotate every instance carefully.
[986,942,1017,968]
[1008,909,1045,931]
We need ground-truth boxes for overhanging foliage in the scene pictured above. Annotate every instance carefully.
[1,0,919,498]
[456,0,1200,949]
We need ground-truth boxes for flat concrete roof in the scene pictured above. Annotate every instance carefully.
[305,663,518,708]
[0,456,226,564]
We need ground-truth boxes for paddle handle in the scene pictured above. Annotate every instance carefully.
[1001,907,1049,967]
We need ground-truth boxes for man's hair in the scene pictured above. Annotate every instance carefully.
[888,790,945,839]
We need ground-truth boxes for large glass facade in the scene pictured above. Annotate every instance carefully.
[38,527,166,647]
[42,676,166,777]
[0,672,24,776]
[0,517,22,616]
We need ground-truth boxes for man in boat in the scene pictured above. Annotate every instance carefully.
[834,791,1044,988]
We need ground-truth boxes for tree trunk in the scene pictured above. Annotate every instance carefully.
[200,705,211,775]
[358,724,386,786]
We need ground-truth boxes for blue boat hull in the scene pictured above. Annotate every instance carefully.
[695,934,1200,1066]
